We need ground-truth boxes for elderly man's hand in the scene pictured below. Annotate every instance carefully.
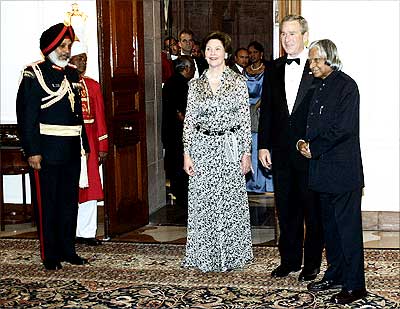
[297,140,312,159]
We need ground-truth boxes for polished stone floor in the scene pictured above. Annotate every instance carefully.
[1,192,398,249]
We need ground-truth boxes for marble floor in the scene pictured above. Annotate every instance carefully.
[1,192,399,249]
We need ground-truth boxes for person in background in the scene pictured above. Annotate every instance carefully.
[258,15,323,281]
[69,41,108,247]
[162,36,180,84]
[165,36,180,60]
[299,39,367,305]
[178,29,207,78]
[244,41,273,193]
[230,47,249,75]
[16,23,89,270]
[162,55,195,212]
[191,40,203,59]
[182,31,253,272]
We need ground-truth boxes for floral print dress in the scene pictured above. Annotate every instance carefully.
[182,67,253,272]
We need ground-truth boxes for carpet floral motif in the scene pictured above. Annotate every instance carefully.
[0,239,398,308]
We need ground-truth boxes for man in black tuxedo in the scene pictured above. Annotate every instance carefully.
[299,39,366,305]
[230,47,249,75]
[258,15,323,281]
[177,29,208,78]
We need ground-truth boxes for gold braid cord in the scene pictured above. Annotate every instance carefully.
[31,64,75,112]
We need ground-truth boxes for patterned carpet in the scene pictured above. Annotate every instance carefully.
[0,239,399,308]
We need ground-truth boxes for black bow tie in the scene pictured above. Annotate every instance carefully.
[286,58,300,65]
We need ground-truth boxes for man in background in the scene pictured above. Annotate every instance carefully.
[162,56,195,213]
[69,41,108,246]
[16,23,89,270]
[162,36,180,84]
[178,29,207,78]
[191,40,203,59]
[231,47,249,74]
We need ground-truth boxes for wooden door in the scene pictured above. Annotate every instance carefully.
[97,0,148,237]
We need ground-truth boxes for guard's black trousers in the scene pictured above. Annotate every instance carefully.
[30,159,80,262]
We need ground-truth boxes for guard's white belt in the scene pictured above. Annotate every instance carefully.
[39,123,82,136]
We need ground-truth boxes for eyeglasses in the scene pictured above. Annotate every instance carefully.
[308,57,326,64]
[180,39,193,44]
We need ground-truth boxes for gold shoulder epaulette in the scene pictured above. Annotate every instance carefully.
[21,60,44,79]
[25,60,44,68]
[23,70,35,78]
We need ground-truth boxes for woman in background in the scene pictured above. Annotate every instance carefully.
[244,41,273,193]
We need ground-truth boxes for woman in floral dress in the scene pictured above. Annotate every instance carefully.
[182,31,253,272]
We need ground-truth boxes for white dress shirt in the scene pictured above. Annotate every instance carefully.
[181,51,200,79]
[285,48,309,114]
[235,63,244,74]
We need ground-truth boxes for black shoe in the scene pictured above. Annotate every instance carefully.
[76,237,101,246]
[62,255,89,265]
[271,265,301,278]
[330,288,368,304]
[307,279,343,292]
[43,260,62,271]
[298,267,320,282]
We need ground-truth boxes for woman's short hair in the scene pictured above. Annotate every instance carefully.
[202,31,232,54]
[247,41,264,54]
[280,15,309,35]
[309,39,343,71]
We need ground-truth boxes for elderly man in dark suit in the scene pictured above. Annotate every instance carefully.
[258,15,324,281]
[162,55,195,210]
[298,39,367,305]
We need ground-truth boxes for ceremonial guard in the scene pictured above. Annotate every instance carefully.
[16,23,90,270]
[70,42,108,246]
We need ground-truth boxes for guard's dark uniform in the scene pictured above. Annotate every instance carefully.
[16,59,89,265]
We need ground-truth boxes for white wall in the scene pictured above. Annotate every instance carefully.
[1,0,98,124]
[302,0,399,211]
[1,0,98,203]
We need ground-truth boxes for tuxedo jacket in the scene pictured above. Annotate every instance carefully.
[230,64,243,75]
[194,57,208,76]
[258,55,315,171]
[305,70,364,193]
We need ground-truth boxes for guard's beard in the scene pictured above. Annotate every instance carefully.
[48,51,69,68]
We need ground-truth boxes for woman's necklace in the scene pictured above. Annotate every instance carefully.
[251,62,263,71]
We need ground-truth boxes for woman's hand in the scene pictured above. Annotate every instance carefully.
[183,154,195,176]
[241,153,252,175]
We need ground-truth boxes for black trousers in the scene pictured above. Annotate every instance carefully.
[319,188,365,290]
[165,145,188,208]
[30,159,80,262]
[272,162,324,270]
